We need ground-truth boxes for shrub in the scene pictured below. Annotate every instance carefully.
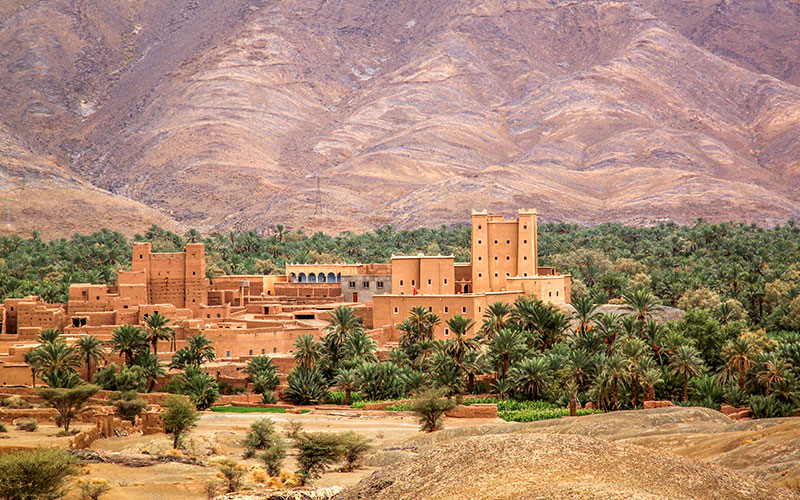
[338,431,371,471]
[0,396,32,409]
[15,418,38,432]
[750,395,796,419]
[285,367,329,405]
[243,417,283,460]
[410,389,458,432]
[204,479,221,500]
[258,440,287,476]
[37,384,101,432]
[217,459,247,493]
[163,395,199,449]
[179,367,220,410]
[723,383,749,408]
[75,477,112,500]
[284,419,304,440]
[357,362,405,401]
[0,448,79,500]
[294,432,344,483]
[92,364,146,392]
[111,391,147,423]
[0,422,5,433]
[327,391,362,406]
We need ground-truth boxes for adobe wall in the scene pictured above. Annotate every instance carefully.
[341,274,391,303]
[2,297,66,337]
[274,283,342,299]
[506,275,571,304]
[471,210,537,293]
[391,256,455,295]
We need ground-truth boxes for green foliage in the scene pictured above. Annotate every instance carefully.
[749,395,797,419]
[338,431,372,471]
[410,389,459,432]
[294,432,368,482]
[217,460,247,493]
[75,478,112,500]
[0,396,32,409]
[111,391,147,423]
[92,364,146,392]
[37,384,100,432]
[258,440,287,476]
[163,395,199,449]
[0,448,79,500]
[356,362,405,401]
[285,367,329,405]
[178,367,220,410]
[15,419,38,432]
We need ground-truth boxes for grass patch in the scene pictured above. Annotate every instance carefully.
[210,406,310,414]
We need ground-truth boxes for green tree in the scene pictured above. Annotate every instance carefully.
[511,357,552,400]
[27,340,82,388]
[75,335,106,381]
[110,324,147,366]
[285,367,328,405]
[179,367,220,410]
[143,312,173,355]
[0,448,79,500]
[488,328,525,379]
[444,315,478,378]
[342,330,378,365]
[669,345,705,402]
[294,334,321,370]
[479,302,512,340]
[37,384,101,432]
[719,337,758,391]
[333,368,359,406]
[323,306,366,370]
[410,389,458,432]
[132,350,166,392]
[163,395,199,449]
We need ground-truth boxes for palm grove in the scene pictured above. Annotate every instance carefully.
[8,219,800,419]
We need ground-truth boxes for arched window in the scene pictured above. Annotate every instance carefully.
[290,273,297,283]
[298,273,307,283]
[327,272,336,283]
[337,273,342,282]
[318,272,326,283]
[309,273,317,283]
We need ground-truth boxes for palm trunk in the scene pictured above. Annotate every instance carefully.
[148,377,156,393]
[345,388,352,406]
[569,392,577,417]
[683,374,689,402]
[152,339,158,355]
[631,378,638,408]
[738,367,745,392]
[468,373,475,392]
[502,355,510,379]
[613,381,619,410]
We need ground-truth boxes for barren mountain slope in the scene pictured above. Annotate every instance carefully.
[2,0,800,235]
[336,432,800,500]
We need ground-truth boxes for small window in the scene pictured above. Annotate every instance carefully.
[494,256,498,261]
[523,240,528,244]
[444,306,449,313]
[428,307,432,312]
[400,280,404,286]
[273,347,277,353]
[494,240,498,245]
[376,281,384,289]
[478,273,482,278]
[506,273,510,277]
[524,273,528,277]
[462,307,467,313]
[140,254,143,259]
[225,350,231,358]
[506,256,510,260]
[394,307,399,314]
[193,271,196,275]
[411,280,416,286]
[443,278,448,285]
[262,348,266,354]
[96,296,100,300]
[444,328,450,336]
[217,314,221,318]
[82,291,87,298]
[494,273,499,277]
[556,291,559,296]
[478,256,482,261]
[478,306,482,313]
[427,279,432,285]
[477,240,482,245]
[349,281,356,288]
[549,291,552,297]
[523,225,528,230]
[478,225,482,230]
[362,281,369,288]
[506,240,510,244]
[249,349,253,355]
[523,256,528,261]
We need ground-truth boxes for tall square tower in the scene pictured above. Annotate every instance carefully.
[471,209,538,293]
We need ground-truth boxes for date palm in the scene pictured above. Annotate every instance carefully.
[719,337,758,391]
[324,306,365,368]
[294,334,321,370]
[111,324,147,366]
[444,315,478,377]
[75,335,106,380]
[599,353,630,410]
[398,306,440,344]
[134,349,166,392]
[511,356,552,400]
[669,344,704,402]
[756,354,792,396]
[480,302,512,340]
[571,296,599,336]
[143,312,174,355]
[622,288,663,332]
[27,340,82,388]
[488,328,526,379]
[342,330,378,364]
[333,368,359,406]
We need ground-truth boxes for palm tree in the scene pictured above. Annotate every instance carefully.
[594,313,621,353]
[186,334,216,367]
[462,351,486,392]
[444,315,478,377]
[756,354,792,396]
[324,306,365,369]
[599,353,630,410]
[111,324,147,366]
[488,328,526,379]
[342,330,378,364]
[620,337,650,407]
[719,337,758,391]
[511,357,552,400]
[333,368,359,406]
[571,296,599,336]
[622,288,663,332]
[75,335,106,380]
[143,312,174,355]
[185,229,201,243]
[479,302,512,340]
[669,344,704,402]
[27,340,82,388]
[133,350,166,392]
[564,347,596,392]
[37,328,61,343]
[398,306,440,344]
[294,334,321,370]
[639,366,663,402]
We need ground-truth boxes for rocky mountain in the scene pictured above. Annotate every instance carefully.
[2,0,800,236]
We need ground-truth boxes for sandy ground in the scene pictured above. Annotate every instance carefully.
[42,411,501,500]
